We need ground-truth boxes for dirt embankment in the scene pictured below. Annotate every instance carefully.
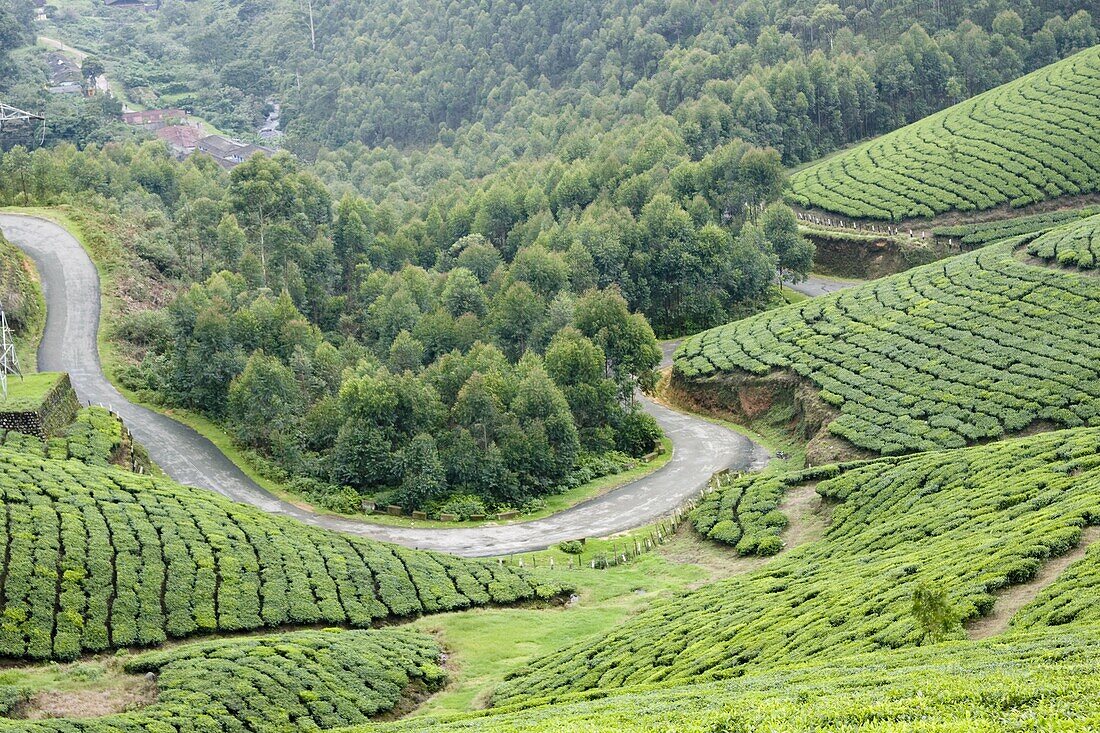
[667,369,873,466]
[800,193,1100,279]
[806,230,958,279]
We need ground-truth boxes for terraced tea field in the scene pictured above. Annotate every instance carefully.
[0,629,443,733]
[933,206,1100,248]
[491,427,1100,700]
[0,446,562,661]
[375,624,1100,731]
[1027,213,1100,268]
[675,236,1100,456]
[787,46,1100,220]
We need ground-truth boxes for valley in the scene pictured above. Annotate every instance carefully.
[1,0,1100,730]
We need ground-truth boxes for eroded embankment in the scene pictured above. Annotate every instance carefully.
[666,368,873,466]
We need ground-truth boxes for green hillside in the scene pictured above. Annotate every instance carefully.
[373,625,1100,731]
[787,46,1100,221]
[491,426,1100,701]
[933,206,1100,248]
[674,236,1100,458]
[0,233,43,370]
[0,628,442,733]
[1027,213,1100,268]
[0,446,563,661]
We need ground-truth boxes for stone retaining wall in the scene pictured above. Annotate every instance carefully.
[0,374,81,439]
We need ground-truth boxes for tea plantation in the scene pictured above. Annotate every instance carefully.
[674,237,1100,456]
[1,407,133,469]
[1027,213,1100,268]
[933,206,1100,248]
[690,461,880,554]
[787,46,1100,220]
[0,446,563,661]
[372,624,1100,731]
[0,628,442,733]
[491,427,1100,700]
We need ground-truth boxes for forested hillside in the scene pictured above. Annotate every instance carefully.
[0,143,682,516]
[4,0,1100,730]
[32,1,1100,337]
[52,0,1100,158]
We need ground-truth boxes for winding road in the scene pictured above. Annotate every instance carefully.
[0,214,772,557]
[785,274,863,298]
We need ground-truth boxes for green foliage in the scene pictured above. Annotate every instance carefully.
[932,205,1100,247]
[494,427,1100,701]
[691,463,861,553]
[1015,538,1100,630]
[1028,213,1100,268]
[0,231,43,342]
[761,202,813,281]
[434,494,488,521]
[0,444,564,660]
[676,238,1100,455]
[373,625,1100,731]
[788,47,1100,220]
[0,628,442,733]
[912,582,962,644]
[557,540,584,555]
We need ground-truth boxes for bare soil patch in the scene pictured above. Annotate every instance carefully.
[662,482,831,585]
[967,526,1100,640]
[17,682,156,720]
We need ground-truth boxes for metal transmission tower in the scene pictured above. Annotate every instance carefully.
[0,304,22,401]
[0,100,46,145]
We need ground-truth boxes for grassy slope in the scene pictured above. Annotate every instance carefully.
[371,623,1100,731]
[0,232,45,372]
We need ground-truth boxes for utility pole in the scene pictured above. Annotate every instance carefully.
[303,0,316,51]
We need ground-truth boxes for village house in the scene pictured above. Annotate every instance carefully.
[156,125,205,158]
[122,109,188,130]
[195,134,275,169]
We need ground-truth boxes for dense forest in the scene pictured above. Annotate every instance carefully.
[4,0,1098,511]
[33,0,1097,335]
[0,142,679,516]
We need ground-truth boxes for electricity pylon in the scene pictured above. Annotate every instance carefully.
[0,100,46,144]
[0,304,22,401]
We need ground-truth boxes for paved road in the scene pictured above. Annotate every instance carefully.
[785,274,862,298]
[0,214,770,557]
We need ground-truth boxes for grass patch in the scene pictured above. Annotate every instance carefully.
[0,372,65,412]
[410,552,713,715]
[779,286,808,304]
